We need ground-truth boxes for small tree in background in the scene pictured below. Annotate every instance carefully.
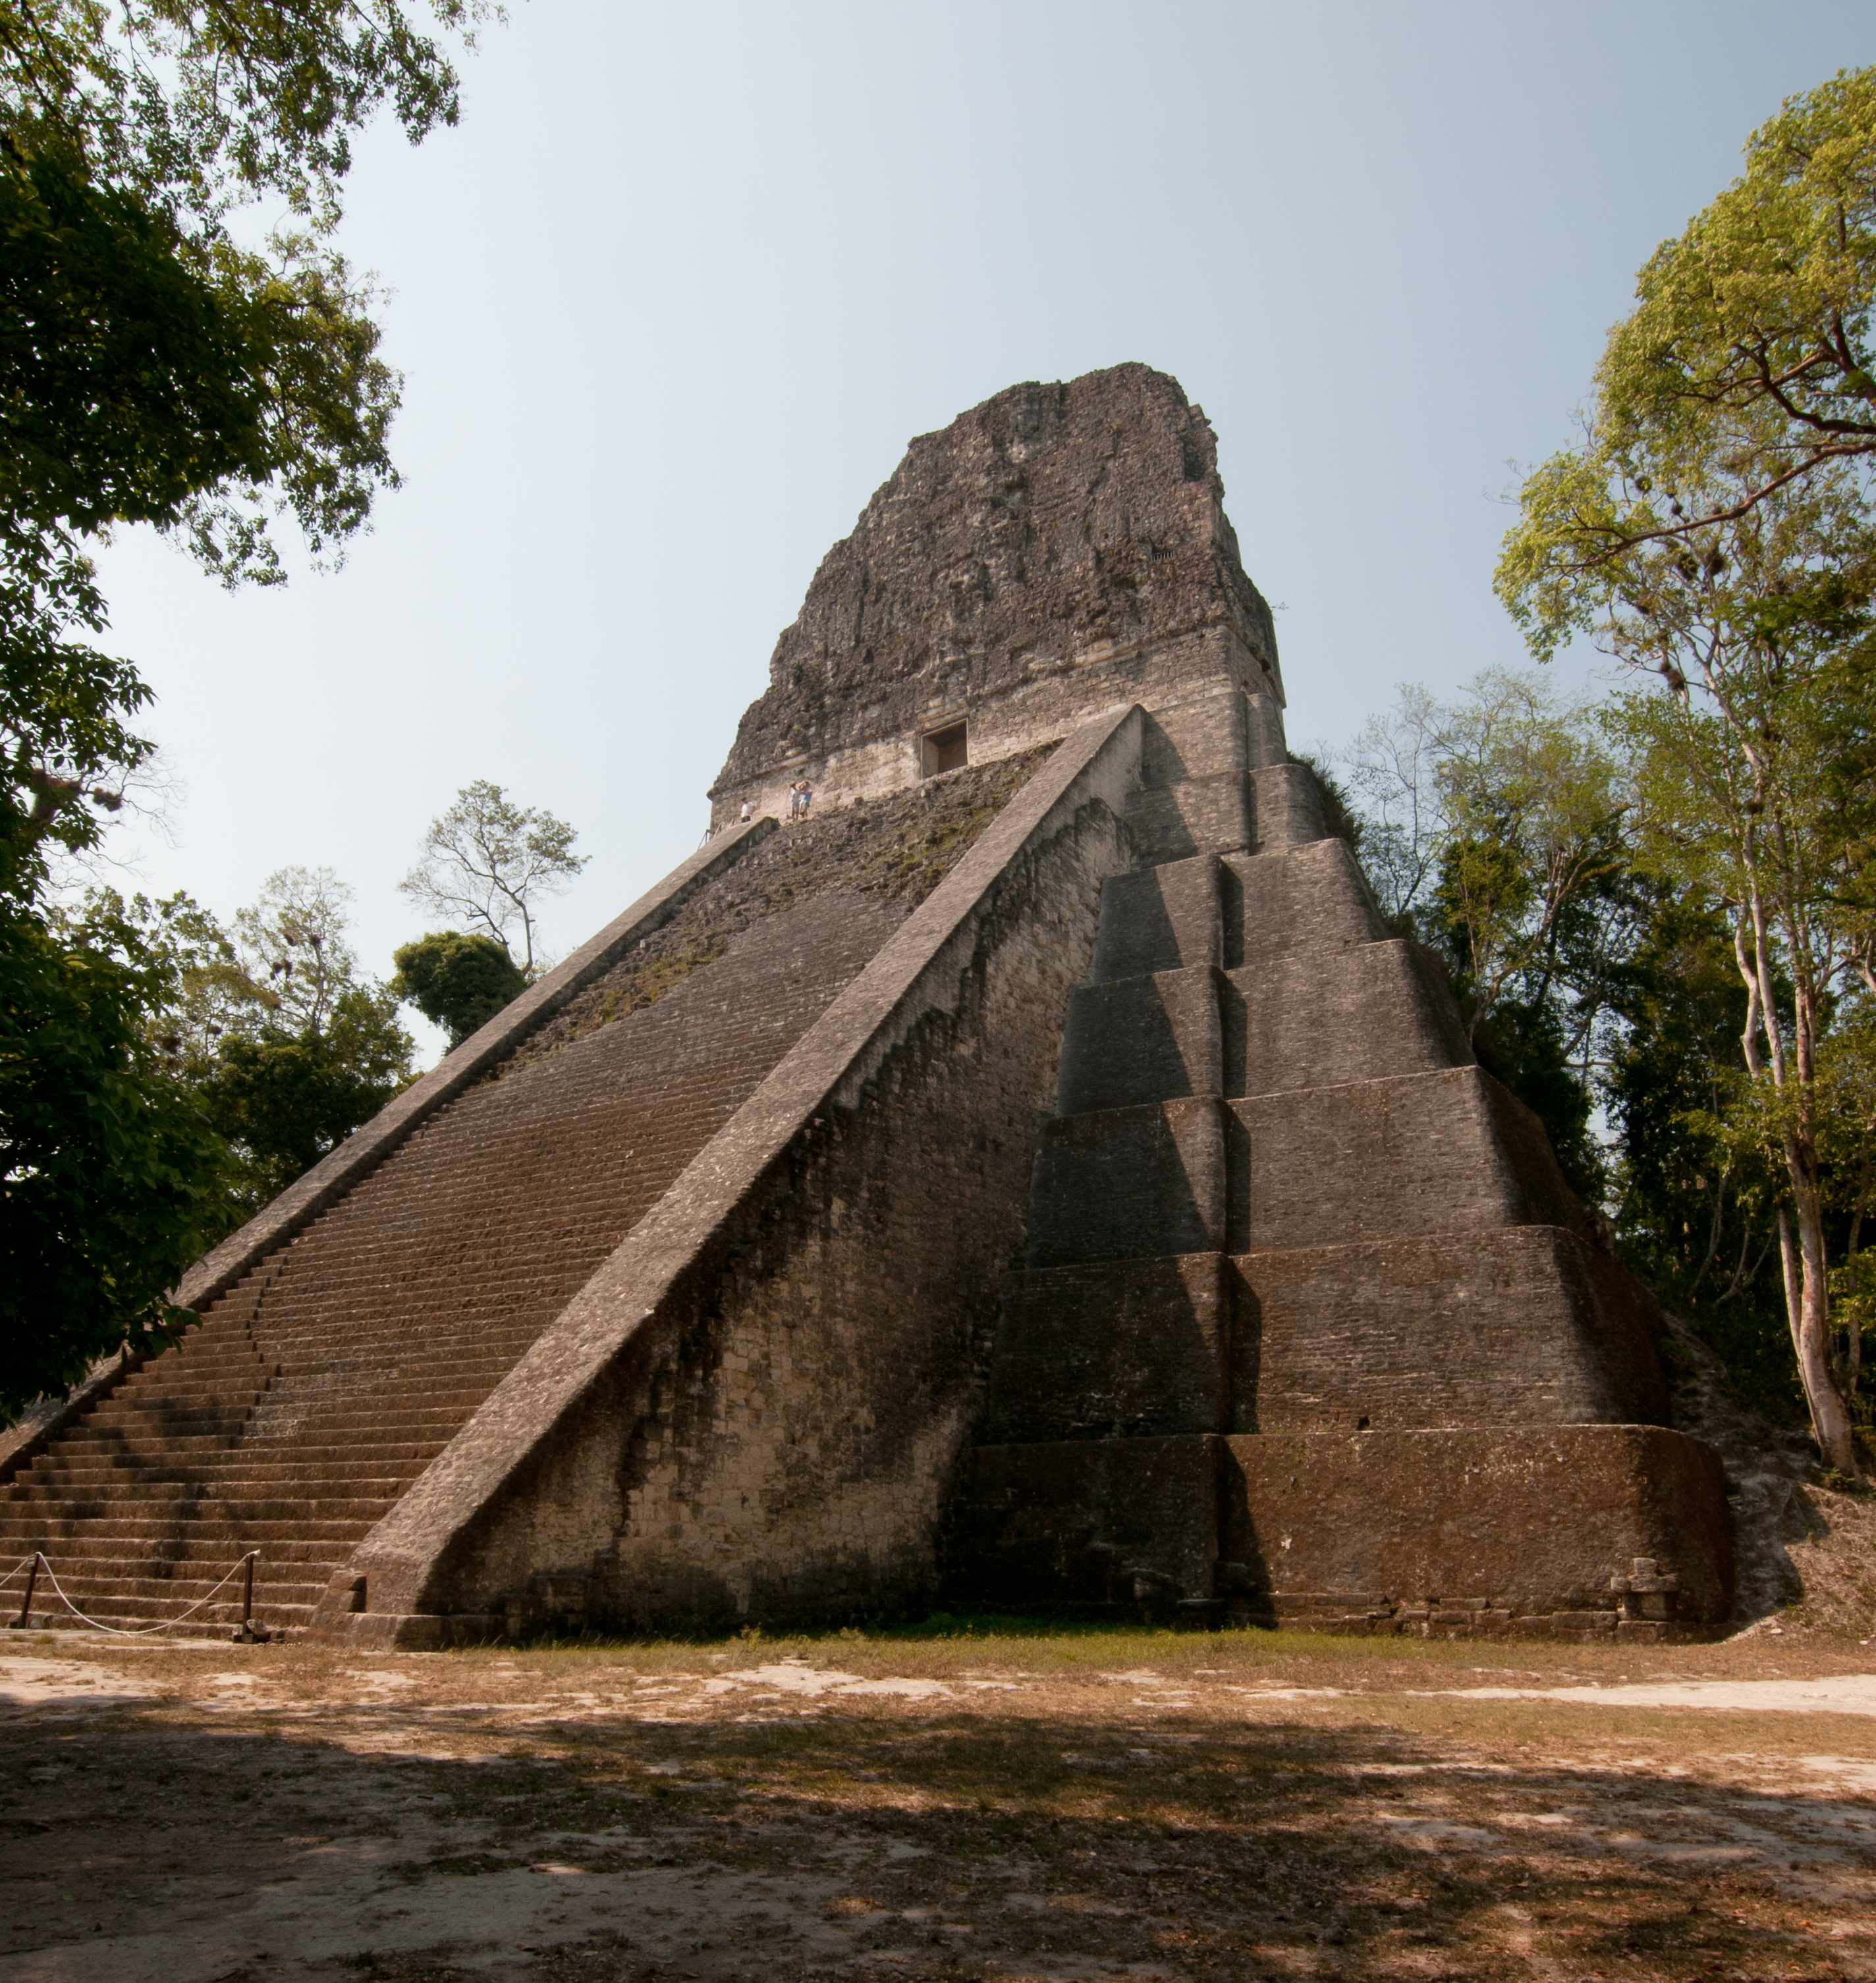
[1344,684,1444,925]
[232,865,360,1036]
[393,930,528,1048]
[184,869,415,1216]
[400,781,586,975]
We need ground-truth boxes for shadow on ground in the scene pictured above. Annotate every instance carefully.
[5,1643,1875,1982]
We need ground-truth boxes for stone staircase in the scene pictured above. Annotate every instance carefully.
[1,891,902,1635]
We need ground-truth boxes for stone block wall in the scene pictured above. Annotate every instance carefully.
[3,363,1736,1646]
[0,759,1078,1635]
[1221,1427,1734,1640]
[1236,1229,1671,1434]
[985,1254,1230,1443]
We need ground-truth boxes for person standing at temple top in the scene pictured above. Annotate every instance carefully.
[739,798,754,824]
[797,778,815,819]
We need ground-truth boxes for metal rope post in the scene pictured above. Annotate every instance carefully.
[9,1553,41,1629]
[231,1551,272,1643]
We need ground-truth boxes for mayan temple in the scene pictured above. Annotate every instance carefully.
[1,364,1732,1644]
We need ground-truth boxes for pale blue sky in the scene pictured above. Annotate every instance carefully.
[92,1,1875,1058]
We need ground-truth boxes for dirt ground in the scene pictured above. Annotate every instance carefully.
[8,1623,1876,1982]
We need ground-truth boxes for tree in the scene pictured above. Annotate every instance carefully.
[1502,320,1876,1475]
[392,929,527,1047]
[400,781,586,975]
[233,864,360,1036]
[0,891,229,1417]
[1343,684,1443,925]
[1602,888,1800,1412]
[0,4,485,1417]
[1503,67,1876,591]
[196,983,413,1210]
[187,869,415,1214]
[1425,670,1628,1051]
[1,2,489,890]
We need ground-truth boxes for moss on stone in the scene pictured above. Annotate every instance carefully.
[505,746,1053,1070]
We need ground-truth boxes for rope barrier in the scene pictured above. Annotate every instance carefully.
[7,1548,273,1639]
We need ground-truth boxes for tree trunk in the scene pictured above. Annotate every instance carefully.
[1783,1186,1857,1475]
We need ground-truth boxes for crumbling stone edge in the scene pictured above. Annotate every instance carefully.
[313,705,1145,1648]
[0,819,777,1486]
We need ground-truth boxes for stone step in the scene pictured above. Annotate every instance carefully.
[57,1405,481,1446]
[1221,838,1385,969]
[9,1453,420,1479]
[21,1573,329,1612]
[4,1492,400,1523]
[1089,856,1221,984]
[984,1253,1230,1443]
[6,1538,362,1570]
[15,1600,318,1635]
[0,1515,372,1546]
[1057,966,1222,1114]
[18,1445,437,1476]
[0,850,896,1637]
[1022,1068,1587,1267]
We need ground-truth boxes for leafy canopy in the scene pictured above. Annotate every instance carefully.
[393,928,526,1048]
[183,866,416,1214]
[0,4,485,1415]
[1495,70,1876,1474]
[0,1,489,893]
[0,892,229,1417]
[1499,67,1876,647]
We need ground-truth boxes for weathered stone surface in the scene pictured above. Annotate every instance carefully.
[1224,1068,1589,1254]
[505,747,1053,1075]
[709,365,1280,825]
[0,747,1105,1633]
[1057,967,1224,1114]
[0,819,777,1492]
[1232,1227,1672,1432]
[1,860,903,1627]
[314,706,1143,1637]
[985,1254,1230,1442]
[1088,854,1221,983]
[1223,838,1388,969]
[950,1436,1222,1609]
[1221,1427,1733,1625]
[1026,1099,1228,1269]
[1221,941,1472,1098]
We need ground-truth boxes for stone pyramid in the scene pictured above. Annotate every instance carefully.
[0,364,1730,1644]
